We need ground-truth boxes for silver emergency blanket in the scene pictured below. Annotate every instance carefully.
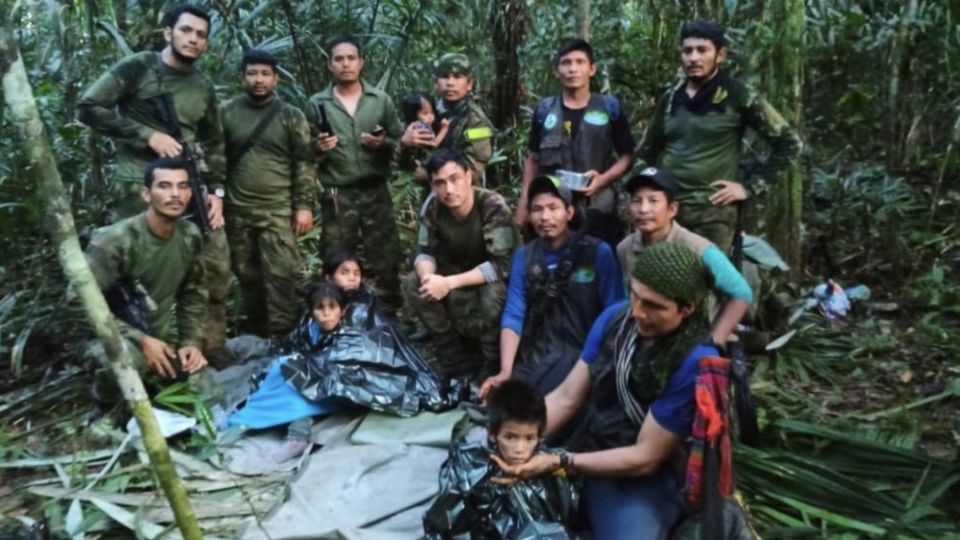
[422,432,581,539]
[279,287,464,417]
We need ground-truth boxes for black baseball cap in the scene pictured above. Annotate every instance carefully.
[527,175,573,210]
[624,166,678,200]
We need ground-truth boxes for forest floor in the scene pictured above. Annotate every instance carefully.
[1,162,959,538]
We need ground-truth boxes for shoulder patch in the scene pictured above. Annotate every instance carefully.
[465,126,493,141]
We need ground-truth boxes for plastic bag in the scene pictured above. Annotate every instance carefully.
[423,432,581,539]
[280,289,464,417]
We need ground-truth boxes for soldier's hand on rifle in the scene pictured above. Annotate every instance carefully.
[293,209,313,236]
[709,180,748,206]
[147,131,183,158]
[140,335,178,379]
[419,274,451,302]
[178,346,207,374]
[400,122,435,149]
[314,133,338,153]
[206,194,225,229]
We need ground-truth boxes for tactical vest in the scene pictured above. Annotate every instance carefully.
[518,234,604,370]
[536,94,616,175]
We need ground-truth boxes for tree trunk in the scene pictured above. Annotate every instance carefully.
[490,0,526,129]
[0,18,203,540]
[764,0,805,276]
[84,0,105,202]
[887,0,918,169]
[279,0,318,96]
[576,0,590,41]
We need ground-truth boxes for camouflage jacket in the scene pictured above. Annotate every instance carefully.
[78,51,226,190]
[416,187,517,281]
[437,97,495,179]
[636,71,801,205]
[84,213,208,348]
[220,95,317,214]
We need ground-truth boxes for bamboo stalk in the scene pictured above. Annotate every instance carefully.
[0,16,203,540]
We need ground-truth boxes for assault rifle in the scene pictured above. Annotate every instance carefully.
[727,158,763,445]
[151,93,213,234]
[103,278,156,334]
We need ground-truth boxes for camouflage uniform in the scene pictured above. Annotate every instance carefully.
[221,95,317,336]
[401,187,517,379]
[434,54,496,182]
[78,51,231,362]
[305,83,405,312]
[84,213,212,397]
[636,71,801,252]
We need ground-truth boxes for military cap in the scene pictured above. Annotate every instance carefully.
[434,53,473,76]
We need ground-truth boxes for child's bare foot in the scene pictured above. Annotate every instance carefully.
[270,439,309,463]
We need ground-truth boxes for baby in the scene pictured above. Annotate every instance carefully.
[402,91,450,184]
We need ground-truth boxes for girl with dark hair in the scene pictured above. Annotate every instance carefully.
[228,282,349,462]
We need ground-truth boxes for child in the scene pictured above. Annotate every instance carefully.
[319,251,460,415]
[228,282,348,462]
[423,379,579,538]
[401,92,450,184]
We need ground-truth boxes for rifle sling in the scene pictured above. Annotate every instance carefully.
[228,100,284,170]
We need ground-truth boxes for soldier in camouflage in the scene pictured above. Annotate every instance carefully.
[221,49,316,337]
[77,4,232,365]
[401,149,517,380]
[402,53,495,183]
[636,20,801,252]
[306,35,405,314]
[85,158,208,386]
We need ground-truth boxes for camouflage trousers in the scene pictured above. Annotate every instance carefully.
[225,209,301,337]
[401,271,505,380]
[320,181,401,312]
[111,180,232,365]
[677,203,739,253]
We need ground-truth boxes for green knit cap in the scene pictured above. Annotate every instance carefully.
[632,242,710,305]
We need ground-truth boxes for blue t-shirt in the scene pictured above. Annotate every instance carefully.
[580,301,718,437]
[500,239,624,334]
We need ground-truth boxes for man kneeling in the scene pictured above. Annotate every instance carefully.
[86,158,209,395]
[402,149,517,380]
[495,242,720,539]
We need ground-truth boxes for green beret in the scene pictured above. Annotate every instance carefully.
[434,53,473,76]
[632,242,709,305]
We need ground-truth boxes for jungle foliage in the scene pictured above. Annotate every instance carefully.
[1,0,959,538]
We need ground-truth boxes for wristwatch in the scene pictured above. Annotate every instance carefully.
[213,187,225,198]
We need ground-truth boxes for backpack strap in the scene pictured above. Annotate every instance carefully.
[227,100,284,171]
